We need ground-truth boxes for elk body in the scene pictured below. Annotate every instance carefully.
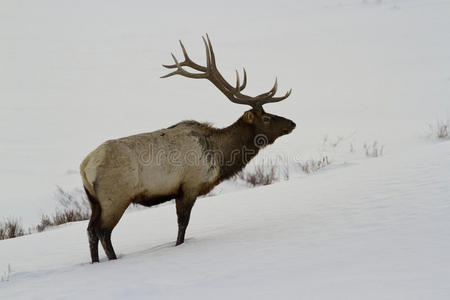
[80,35,296,263]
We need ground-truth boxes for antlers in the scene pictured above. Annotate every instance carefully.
[162,34,292,111]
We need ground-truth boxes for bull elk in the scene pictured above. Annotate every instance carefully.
[80,35,296,263]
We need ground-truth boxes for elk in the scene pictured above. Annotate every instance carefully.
[80,35,296,263]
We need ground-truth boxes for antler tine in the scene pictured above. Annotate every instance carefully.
[259,88,293,104]
[162,40,207,72]
[240,68,247,91]
[160,53,181,78]
[161,35,292,108]
[269,77,279,96]
[271,88,292,101]
[161,52,207,79]
[205,34,247,92]
[235,70,241,92]
[179,40,190,61]
[202,36,212,73]
[205,34,216,68]
[207,34,247,92]
[256,77,278,98]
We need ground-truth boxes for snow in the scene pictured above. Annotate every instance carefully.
[1,141,449,299]
[1,0,450,298]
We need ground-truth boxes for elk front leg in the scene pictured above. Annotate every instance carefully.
[175,195,196,246]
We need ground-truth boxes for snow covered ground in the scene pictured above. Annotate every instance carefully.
[1,140,449,299]
[1,0,449,298]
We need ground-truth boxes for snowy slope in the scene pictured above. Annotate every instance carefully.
[1,141,449,299]
[1,0,450,225]
[1,0,450,298]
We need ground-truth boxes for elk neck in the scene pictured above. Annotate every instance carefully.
[210,117,261,182]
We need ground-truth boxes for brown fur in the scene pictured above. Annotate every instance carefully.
[81,108,295,263]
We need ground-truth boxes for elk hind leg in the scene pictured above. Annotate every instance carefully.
[87,220,100,263]
[97,203,128,260]
[99,228,117,260]
[84,187,101,263]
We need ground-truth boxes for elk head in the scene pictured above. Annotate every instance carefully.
[162,34,296,146]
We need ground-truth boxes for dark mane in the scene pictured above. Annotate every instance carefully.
[167,120,216,130]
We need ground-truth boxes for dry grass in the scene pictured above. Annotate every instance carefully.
[36,186,90,232]
[322,135,344,148]
[237,164,278,187]
[55,186,90,215]
[36,215,53,233]
[236,159,289,187]
[429,120,449,139]
[0,187,91,240]
[298,156,331,174]
[364,141,384,157]
[0,218,25,240]
[0,264,12,282]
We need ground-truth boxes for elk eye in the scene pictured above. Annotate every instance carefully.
[263,116,271,123]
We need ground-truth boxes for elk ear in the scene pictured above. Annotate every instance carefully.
[243,111,255,124]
